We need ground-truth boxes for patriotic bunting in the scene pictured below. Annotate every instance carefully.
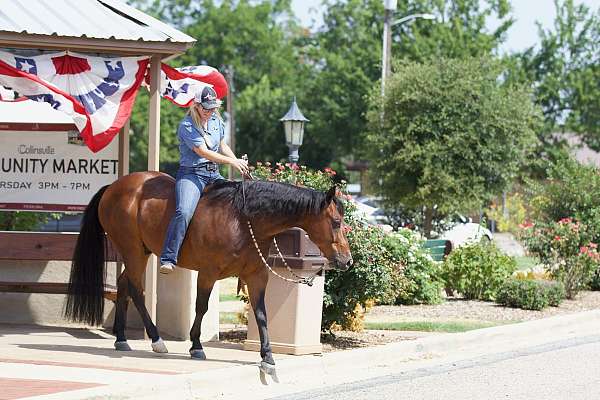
[0,49,227,152]
[159,64,228,107]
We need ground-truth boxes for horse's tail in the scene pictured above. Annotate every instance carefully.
[65,185,110,326]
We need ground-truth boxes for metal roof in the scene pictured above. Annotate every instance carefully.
[0,0,195,54]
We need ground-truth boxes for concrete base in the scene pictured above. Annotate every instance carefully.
[244,267,325,355]
[0,260,117,326]
[157,268,219,341]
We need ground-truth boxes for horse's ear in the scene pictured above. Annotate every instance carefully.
[326,185,336,204]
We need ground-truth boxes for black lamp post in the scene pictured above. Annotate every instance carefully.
[280,97,309,164]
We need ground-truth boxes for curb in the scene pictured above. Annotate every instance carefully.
[48,309,600,400]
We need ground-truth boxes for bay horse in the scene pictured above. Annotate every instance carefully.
[65,171,353,375]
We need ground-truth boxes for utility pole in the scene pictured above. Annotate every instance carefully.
[225,64,235,179]
[381,0,397,98]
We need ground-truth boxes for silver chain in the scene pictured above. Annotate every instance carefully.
[246,220,320,286]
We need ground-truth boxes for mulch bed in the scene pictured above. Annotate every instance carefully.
[366,290,600,323]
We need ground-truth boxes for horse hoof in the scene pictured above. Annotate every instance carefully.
[259,361,278,383]
[190,349,206,360]
[114,341,132,351]
[151,338,168,353]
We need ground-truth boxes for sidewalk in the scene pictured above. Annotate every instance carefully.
[2,309,600,400]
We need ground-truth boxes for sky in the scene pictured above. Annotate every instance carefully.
[291,0,600,53]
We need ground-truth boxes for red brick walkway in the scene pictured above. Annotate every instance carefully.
[0,377,102,400]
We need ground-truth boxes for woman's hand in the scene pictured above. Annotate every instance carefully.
[230,157,249,176]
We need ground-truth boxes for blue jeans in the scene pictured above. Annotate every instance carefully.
[160,166,224,265]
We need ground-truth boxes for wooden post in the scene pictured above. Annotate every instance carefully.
[145,55,162,331]
[116,118,130,277]
[226,65,235,179]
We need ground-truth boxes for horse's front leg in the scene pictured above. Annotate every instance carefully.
[246,270,275,370]
[189,276,215,360]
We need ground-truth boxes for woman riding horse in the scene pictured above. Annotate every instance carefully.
[65,172,353,376]
[160,86,249,275]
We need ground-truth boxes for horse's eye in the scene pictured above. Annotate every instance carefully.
[332,219,342,229]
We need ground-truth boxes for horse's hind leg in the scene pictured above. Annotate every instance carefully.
[189,275,216,360]
[124,251,168,353]
[113,271,132,351]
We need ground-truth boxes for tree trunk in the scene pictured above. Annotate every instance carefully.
[424,206,434,239]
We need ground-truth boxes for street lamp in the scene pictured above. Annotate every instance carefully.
[381,0,435,97]
[280,97,309,164]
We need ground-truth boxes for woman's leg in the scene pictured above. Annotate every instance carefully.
[160,174,205,271]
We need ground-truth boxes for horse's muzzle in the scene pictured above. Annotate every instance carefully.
[332,254,353,271]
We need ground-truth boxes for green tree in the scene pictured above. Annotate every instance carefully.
[303,0,514,169]
[510,0,599,156]
[366,57,540,237]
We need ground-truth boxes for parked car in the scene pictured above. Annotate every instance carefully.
[439,215,493,248]
[351,196,393,232]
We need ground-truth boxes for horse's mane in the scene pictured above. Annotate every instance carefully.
[204,180,343,219]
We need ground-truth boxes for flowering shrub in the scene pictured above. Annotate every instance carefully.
[381,229,444,305]
[520,218,600,299]
[248,162,395,331]
[250,161,337,192]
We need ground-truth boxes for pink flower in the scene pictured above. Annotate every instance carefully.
[265,161,271,167]
[291,163,300,171]
[324,167,336,176]
[590,243,598,249]
[580,246,589,254]
[554,235,562,241]
[558,217,572,224]
[519,221,534,229]
[256,161,262,166]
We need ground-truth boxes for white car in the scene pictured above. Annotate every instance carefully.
[439,216,493,248]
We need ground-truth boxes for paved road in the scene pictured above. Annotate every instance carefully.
[269,335,600,400]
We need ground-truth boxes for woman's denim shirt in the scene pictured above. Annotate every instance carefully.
[178,113,225,167]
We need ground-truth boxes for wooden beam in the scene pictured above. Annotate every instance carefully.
[0,232,121,261]
[145,55,162,328]
[0,32,191,56]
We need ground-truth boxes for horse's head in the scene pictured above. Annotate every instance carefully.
[303,186,353,271]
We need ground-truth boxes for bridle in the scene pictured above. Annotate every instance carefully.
[241,157,323,286]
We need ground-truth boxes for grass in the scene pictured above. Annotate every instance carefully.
[515,255,539,270]
[220,277,241,302]
[219,312,241,325]
[364,320,502,333]
[219,294,241,302]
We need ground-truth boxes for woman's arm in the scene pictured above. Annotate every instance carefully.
[193,143,248,174]
[219,140,237,160]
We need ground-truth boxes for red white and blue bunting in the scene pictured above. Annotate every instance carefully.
[0,50,227,153]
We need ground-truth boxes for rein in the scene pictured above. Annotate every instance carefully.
[241,157,322,286]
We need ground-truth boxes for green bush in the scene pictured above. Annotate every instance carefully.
[382,230,443,305]
[497,279,565,310]
[442,242,517,301]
